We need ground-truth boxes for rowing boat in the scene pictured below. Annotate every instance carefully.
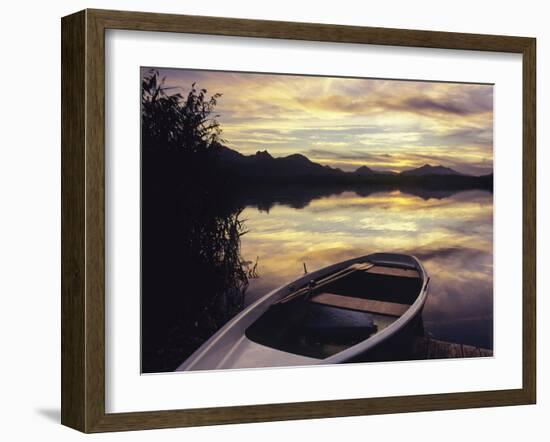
[176,252,429,371]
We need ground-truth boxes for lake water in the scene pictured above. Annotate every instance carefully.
[240,188,493,350]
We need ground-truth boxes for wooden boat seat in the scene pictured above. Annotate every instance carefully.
[365,265,419,278]
[309,292,410,317]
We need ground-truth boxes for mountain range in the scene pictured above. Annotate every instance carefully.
[217,146,344,178]
[215,145,489,183]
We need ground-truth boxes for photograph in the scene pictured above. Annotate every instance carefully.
[140,67,494,374]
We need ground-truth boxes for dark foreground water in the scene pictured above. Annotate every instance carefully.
[240,188,493,350]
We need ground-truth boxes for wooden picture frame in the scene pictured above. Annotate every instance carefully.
[61,8,536,433]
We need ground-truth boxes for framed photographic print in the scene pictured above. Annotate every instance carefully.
[61,9,536,433]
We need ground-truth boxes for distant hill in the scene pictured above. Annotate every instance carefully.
[401,164,464,176]
[353,165,376,176]
[354,165,397,176]
[214,145,491,190]
[216,146,344,178]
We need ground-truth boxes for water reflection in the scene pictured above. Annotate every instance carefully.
[241,189,493,350]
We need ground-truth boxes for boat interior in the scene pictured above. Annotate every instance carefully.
[245,262,423,359]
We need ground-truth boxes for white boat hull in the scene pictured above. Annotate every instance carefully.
[176,253,429,371]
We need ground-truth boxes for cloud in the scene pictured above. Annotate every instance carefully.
[296,95,371,113]
[396,87,493,117]
[402,97,475,115]
[144,68,493,175]
[295,82,493,118]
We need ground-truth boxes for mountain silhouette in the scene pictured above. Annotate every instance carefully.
[216,146,478,178]
[353,165,375,175]
[354,165,397,176]
[214,145,491,191]
[216,146,345,178]
[401,164,463,176]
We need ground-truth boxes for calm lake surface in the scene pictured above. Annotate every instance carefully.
[240,188,493,350]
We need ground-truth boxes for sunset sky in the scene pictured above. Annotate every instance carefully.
[145,68,493,175]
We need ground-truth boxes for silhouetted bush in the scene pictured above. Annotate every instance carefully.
[141,70,251,372]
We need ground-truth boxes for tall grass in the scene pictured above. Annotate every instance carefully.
[141,70,253,372]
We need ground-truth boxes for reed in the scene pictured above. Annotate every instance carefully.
[141,70,253,372]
